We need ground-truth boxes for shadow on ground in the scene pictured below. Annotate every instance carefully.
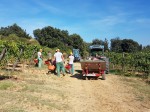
[70,70,104,80]
[70,70,83,80]
[0,75,12,80]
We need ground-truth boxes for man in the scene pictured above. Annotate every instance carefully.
[37,49,43,68]
[54,49,65,77]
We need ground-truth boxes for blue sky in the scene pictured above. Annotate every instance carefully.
[0,0,150,46]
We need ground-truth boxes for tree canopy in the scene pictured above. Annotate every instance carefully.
[110,37,141,53]
[33,26,87,56]
[91,38,109,51]
[0,23,31,39]
[0,24,147,55]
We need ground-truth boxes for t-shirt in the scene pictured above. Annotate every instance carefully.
[38,52,42,58]
[69,55,74,64]
[54,52,63,62]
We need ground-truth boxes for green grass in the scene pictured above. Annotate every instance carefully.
[110,69,124,75]
[0,81,14,90]
[0,107,26,112]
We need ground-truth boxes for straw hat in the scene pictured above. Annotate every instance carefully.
[57,49,60,51]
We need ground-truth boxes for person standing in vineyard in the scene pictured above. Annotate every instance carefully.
[69,52,74,75]
[37,49,43,68]
[54,49,65,77]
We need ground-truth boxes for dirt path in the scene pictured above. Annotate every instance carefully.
[62,63,150,112]
[0,63,149,112]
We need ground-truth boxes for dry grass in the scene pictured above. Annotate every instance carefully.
[0,64,150,112]
[121,76,150,101]
[0,68,70,112]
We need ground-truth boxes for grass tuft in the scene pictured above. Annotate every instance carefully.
[0,81,14,90]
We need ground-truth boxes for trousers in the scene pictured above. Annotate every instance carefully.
[56,62,65,76]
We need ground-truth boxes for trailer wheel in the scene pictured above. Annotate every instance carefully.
[94,77,98,80]
[85,77,90,80]
[85,77,88,80]
[102,74,106,80]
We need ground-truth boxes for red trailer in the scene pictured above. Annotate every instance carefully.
[80,60,106,80]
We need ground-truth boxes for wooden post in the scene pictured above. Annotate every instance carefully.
[12,48,23,72]
[122,52,125,72]
[0,47,7,61]
[29,47,37,67]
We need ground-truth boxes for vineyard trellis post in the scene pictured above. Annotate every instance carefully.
[122,52,125,72]
[12,48,23,71]
[0,47,7,62]
[28,46,38,67]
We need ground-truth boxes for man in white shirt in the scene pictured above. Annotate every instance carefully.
[69,52,74,75]
[54,49,65,77]
[37,49,42,68]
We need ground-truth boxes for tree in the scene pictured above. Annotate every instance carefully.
[92,38,104,45]
[0,23,31,39]
[121,39,140,52]
[70,34,83,48]
[33,26,68,48]
[104,38,109,51]
[143,45,150,51]
[70,34,86,56]
[139,44,142,51]
[110,37,122,52]
[110,37,140,53]
[33,26,88,55]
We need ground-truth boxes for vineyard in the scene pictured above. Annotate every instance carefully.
[105,51,150,80]
[0,37,150,112]
[0,37,53,70]
[0,0,150,110]
[0,38,150,81]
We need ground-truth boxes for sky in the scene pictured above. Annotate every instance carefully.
[0,0,150,46]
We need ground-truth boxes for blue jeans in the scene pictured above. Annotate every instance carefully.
[69,64,74,75]
[56,62,65,76]
[38,57,42,68]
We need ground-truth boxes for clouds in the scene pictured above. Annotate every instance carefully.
[134,18,150,25]
[89,16,125,27]
[33,0,65,15]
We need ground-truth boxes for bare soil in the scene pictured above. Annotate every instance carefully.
[62,63,150,112]
[0,62,149,112]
